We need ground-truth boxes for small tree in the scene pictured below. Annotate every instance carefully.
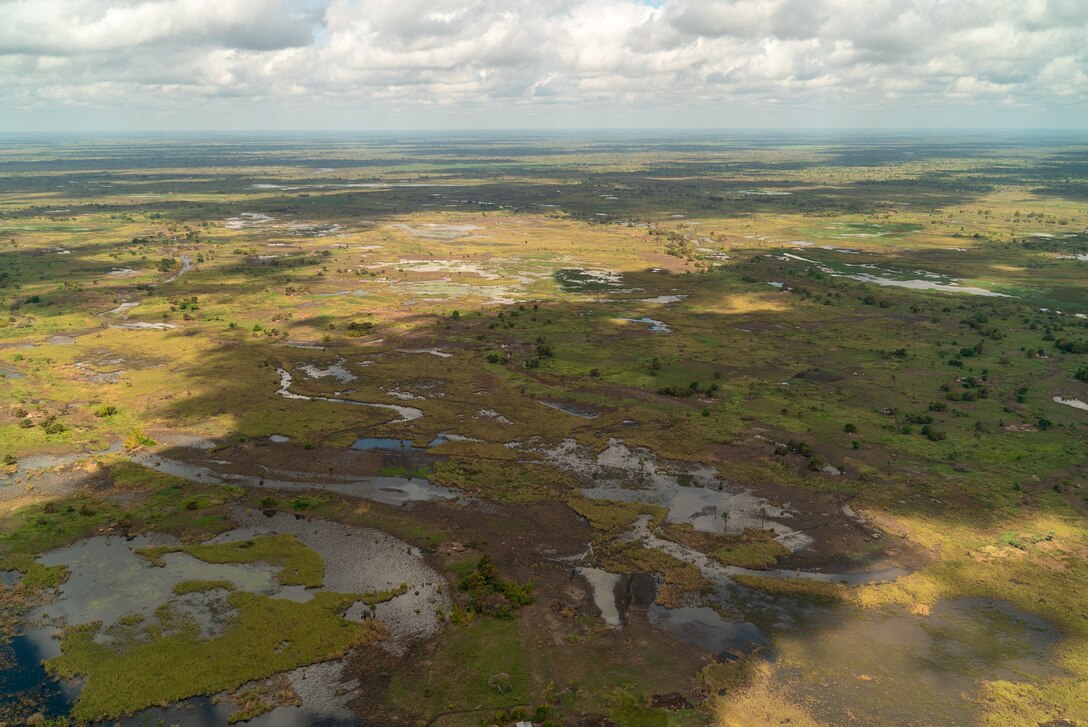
[489,672,511,694]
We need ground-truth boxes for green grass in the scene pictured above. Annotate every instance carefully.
[566,496,667,537]
[172,578,236,595]
[432,459,576,503]
[660,524,789,569]
[357,583,409,605]
[139,534,324,587]
[0,553,69,590]
[47,590,382,721]
[0,462,239,557]
[384,618,530,717]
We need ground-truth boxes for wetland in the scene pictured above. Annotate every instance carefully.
[1,131,1086,726]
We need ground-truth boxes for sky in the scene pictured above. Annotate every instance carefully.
[1,0,1087,132]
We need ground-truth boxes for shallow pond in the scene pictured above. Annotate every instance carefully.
[131,453,459,507]
[782,253,1011,297]
[648,603,768,658]
[0,634,77,723]
[617,317,671,333]
[350,437,419,452]
[276,369,422,422]
[1053,396,1088,412]
[31,535,281,654]
[298,361,356,384]
[539,400,601,419]
[564,439,805,543]
[3,510,449,724]
[768,598,1063,726]
[223,510,450,651]
[578,567,623,627]
[554,268,623,293]
[2,535,282,724]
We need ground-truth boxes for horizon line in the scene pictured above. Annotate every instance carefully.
[3,127,1088,136]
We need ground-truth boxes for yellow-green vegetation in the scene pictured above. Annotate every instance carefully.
[172,579,236,595]
[566,496,666,537]
[660,523,788,569]
[46,590,383,721]
[138,534,324,588]
[599,544,709,607]
[0,553,68,591]
[0,461,237,555]
[228,675,300,724]
[0,553,69,638]
[706,659,826,727]
[732,574,847,604]
[432,459,575,503]
[357,583,409,605]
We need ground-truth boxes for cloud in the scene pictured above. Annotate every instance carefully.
[0,0,316,54]
[0,0,1085,128]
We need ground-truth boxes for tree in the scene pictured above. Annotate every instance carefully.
[489,672,511,694]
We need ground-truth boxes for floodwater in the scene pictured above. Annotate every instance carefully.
[648,603,768,658]
[550,438,808,545]
[116,694,354,727]
[1053,396,1088,412]
[617,317,671,333]
[0,634,76,723]
[3,511,449,724]
[539,400,601,419]
[163,255,194,284]
[397,347,452,358]
[223,509,450,651]
[767,598,1063,726]
[276,369,423,422]
[639,295,686,304]
[396,223,481,240]
[554,268,624,293]
[299,361,356,384]
[350,437,418,452]
[781,253,1011,297]
[2,535,281,724]
[110,321,178,330]
[578,567,623,627]
[130,453,460,507]
[104,301,141,317]
[32,535,279,648]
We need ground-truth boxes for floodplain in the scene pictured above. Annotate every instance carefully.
[1,131,1086,726]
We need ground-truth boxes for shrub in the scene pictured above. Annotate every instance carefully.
[921,424,946,441]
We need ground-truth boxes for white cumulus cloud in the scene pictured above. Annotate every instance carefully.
[0,0,1085,129]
